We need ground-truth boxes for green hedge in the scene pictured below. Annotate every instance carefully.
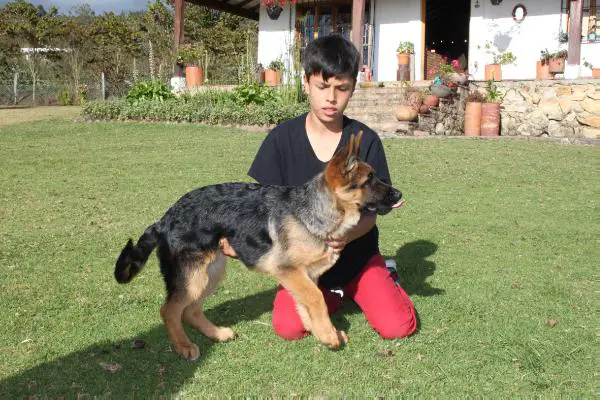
[82,97,310,126]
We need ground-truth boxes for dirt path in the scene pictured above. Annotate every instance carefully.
[0,106,81,126]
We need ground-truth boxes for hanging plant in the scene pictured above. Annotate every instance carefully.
[261,0,297,20]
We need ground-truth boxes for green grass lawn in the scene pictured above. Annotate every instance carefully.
[0,119,598,398]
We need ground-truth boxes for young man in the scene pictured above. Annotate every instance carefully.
[221,34,416,340]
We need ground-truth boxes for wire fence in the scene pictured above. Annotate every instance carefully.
[0,65,257,107]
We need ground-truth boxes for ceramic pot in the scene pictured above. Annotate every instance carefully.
[449,72,468,85]
[266,5,283,20]
[423,95,439,107]
[464,102,482,137]
[481,102,501,136]
[592,68,600,78]
[536,61,552,80]
[549,57,565,73]
[185,65,203,87]
[419,104,430,114]
[430,85,452,98]
[265,68,280,86]
[485,64,502,81]
[395,105,418,121]
[397,53,410,65]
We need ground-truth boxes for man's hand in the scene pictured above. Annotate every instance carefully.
[326,238,347,254]
[219,238,238,258]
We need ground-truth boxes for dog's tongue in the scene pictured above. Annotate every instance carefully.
[392,199,407,209]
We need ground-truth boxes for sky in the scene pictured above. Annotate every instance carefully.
[0,0,147,15]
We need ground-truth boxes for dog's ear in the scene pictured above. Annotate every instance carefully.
[325,132,363,185]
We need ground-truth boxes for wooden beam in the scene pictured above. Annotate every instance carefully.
[189,0,259,21]
[174,0,185,52]
[351,0,365,64]
[567,0,583,66]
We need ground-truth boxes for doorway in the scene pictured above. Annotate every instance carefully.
[424,0,471,79]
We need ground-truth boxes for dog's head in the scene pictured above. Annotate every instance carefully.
[324,131,402,215]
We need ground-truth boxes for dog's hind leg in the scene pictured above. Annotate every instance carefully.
[183,252,237,342]
[159,250,218,361]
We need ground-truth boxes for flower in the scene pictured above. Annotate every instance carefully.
[261,0,297,6]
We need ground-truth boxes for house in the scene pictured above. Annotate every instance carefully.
[174,0,600,82]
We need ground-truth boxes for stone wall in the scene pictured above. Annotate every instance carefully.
[469,80,600,139]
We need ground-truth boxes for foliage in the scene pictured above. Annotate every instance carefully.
[540,49,552,65]
[57,88,73,105]
[268,59,285,71]
[583,58,594,69]
[233,83,278,105]
[485,79,503,103]
[177,42,205,66]
[484,41,517,66]
[83,92,309,125]
[397,41,414,54]
[467,90,486,103]
[438,63,455,78]
[125,79,175,104]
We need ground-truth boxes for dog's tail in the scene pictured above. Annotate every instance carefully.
[114,224,159,284]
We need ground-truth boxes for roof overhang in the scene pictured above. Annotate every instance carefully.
[187,0,260,21]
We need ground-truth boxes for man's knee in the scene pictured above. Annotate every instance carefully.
[375,315,417,340]
[272,317,308,340]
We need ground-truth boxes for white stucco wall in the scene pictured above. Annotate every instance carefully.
[468,0,564,80]
[580,43,600,77]
[257,5,296,77]
[373,0,423,81]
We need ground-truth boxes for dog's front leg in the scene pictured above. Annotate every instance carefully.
[277,268,347,349]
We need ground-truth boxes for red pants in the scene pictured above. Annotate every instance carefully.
[272,254,417,340]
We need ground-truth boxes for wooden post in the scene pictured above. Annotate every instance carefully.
[173,0,185,54]
[351,0,365,64]
[567,0,583,67]
[13,72,18,105]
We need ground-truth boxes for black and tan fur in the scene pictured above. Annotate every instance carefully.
[114,132,402,360]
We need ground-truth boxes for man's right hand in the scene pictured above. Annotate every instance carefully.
[219,238,238,258]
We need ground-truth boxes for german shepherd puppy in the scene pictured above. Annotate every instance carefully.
[114,132,402,360]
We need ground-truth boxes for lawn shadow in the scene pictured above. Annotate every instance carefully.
[388,239,444,297]
[0,288,278,398]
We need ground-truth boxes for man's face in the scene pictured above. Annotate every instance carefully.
[304,72,355,123]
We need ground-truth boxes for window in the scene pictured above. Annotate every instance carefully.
[561,0,599,42]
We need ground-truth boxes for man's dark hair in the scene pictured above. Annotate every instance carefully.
[302,34,360,82]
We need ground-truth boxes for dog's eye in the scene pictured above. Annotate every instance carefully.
[348,183,358,190]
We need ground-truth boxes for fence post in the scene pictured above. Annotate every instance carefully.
[101,72,106,101]
[13,72,18,105]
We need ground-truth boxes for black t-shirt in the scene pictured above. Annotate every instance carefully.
[248,112,392,288]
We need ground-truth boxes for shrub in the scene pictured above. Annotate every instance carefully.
[233,83,278,106]
[57,89,73,106]
[126,80,175,104]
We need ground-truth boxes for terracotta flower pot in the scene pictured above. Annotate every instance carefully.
[419,104,430,114]
[423,95,439,107]
[481,102,501,136]
[265,68,280,86]
[536,61,552,80]
[397,53,410,66]
[395,105,418,121]
[464,102,482,137]
[592,68,600,78]
[548,57,565,73]
[185,65,203,87]
[485,64,502,81]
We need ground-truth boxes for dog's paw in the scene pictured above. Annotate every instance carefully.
[320,329,347,349]
[174,342,200,361]
[214,327,237,342]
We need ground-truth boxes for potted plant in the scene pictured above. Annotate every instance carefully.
[261,0,297,20]
[464,91,485,137]
[548,49,567,74]
[583,59,600,78]
[396,41,414,66]
[178,43,205,87]
[483,42,516,81]
[537,49,552,80]
[265,59,284,86]
[481,80,503,136]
